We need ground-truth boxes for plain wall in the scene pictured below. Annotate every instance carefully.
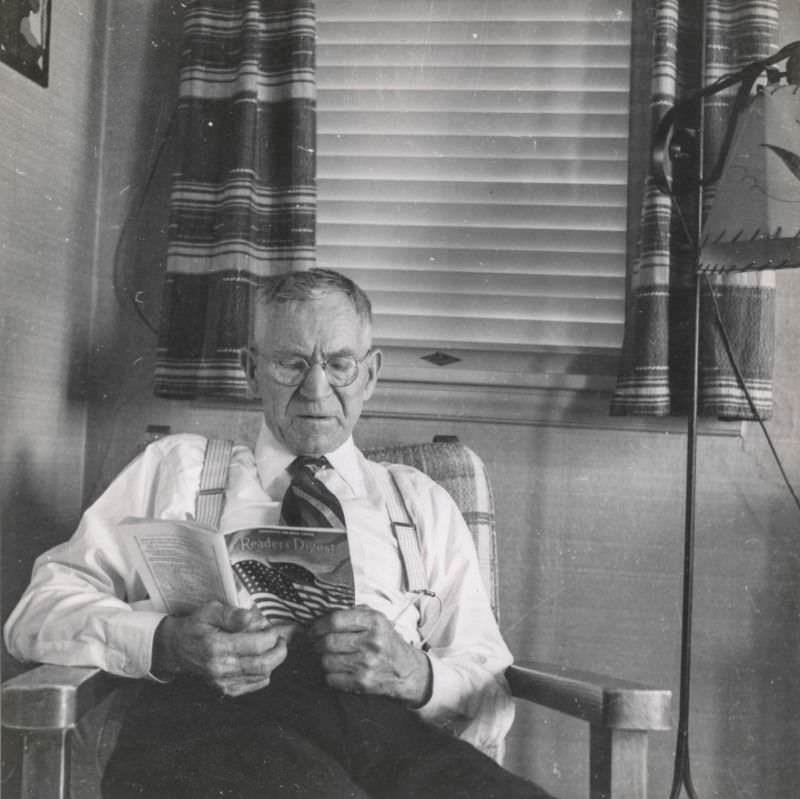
[2,2,799,798]
[0,0,107,679]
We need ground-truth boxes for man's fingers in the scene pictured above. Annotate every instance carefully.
[310,606,378,639]
[271,622,300,642]
[232,638,289,675]
[160,603,295,686]
[220,623,295,655]
[202,635,289,690]
[217,674,273,697]
[315,631,367,655]
[216,602,263,633]
[190,600,249,632]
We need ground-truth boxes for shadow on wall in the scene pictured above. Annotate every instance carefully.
[1,448,76,680]
[1,449,81,798]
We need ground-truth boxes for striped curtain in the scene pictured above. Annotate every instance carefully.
[611,0,778,419]
[154,0,316,399]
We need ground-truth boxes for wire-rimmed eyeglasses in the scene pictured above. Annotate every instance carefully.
[266,349,375,387]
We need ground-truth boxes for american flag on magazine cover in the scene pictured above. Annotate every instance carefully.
[232,560,355,624]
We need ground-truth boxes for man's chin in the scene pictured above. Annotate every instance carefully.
[287,417,346,455]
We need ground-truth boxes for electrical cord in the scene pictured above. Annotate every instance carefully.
[111,102,178,335]
[670,198,800,517]
[702,271,800,513]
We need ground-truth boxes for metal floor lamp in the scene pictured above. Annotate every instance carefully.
[651,38,800,799]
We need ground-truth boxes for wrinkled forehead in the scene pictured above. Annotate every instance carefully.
[255,292,372,354]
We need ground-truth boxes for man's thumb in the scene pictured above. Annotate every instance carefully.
[199,600,252,632]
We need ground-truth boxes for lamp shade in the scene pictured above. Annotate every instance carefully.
[700,84,800,273]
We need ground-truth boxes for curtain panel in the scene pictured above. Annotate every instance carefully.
[611,0,779,419]
[154,0,316,400]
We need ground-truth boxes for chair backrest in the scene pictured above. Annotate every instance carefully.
[363,440,499,620]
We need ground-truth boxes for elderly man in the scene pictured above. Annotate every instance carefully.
[5,268,549,798]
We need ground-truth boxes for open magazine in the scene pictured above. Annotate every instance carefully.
[119,518,354,625]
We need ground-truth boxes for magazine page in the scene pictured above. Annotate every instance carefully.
[226,525,354,625]
[120,518,239,615]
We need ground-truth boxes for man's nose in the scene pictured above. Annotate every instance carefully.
[298,361,333,398]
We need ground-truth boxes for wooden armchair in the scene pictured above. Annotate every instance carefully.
[2,440,671,799]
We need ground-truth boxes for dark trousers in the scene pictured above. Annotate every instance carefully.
[102,648,552,799]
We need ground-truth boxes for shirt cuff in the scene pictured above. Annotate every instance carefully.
[412,651,467,724]
[105,609,168,680]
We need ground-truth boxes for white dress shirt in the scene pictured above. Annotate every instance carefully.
[4,423,515,758]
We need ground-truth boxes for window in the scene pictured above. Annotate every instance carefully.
[316,1,634,422]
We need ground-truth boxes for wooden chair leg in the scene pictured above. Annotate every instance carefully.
[20,730,70,799]
[590,725,649,799]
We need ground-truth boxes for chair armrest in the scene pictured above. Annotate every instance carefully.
[2,665,116,731]
[506,660,672,731]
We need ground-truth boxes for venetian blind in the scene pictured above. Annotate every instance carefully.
[316,0,631,391]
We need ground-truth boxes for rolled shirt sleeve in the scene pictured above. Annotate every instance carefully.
[3,435,210,678]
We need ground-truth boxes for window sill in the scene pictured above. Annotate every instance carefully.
[364,378,744,437]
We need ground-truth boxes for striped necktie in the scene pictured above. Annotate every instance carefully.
[280,456,347,529]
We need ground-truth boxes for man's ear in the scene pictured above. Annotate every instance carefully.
[362,348,382,401]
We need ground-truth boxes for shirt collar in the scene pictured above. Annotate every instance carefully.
[254,421,364,496]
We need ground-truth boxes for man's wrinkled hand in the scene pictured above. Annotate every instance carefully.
[152,600,295,696]
[309,605,432,707]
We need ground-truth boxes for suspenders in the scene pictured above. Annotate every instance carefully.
[196,438,234,529]
[195,439,429,594]
[369,466,430,595]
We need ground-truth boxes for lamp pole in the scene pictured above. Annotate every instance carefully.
[667,188,703,799]
[666,12,705,792]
